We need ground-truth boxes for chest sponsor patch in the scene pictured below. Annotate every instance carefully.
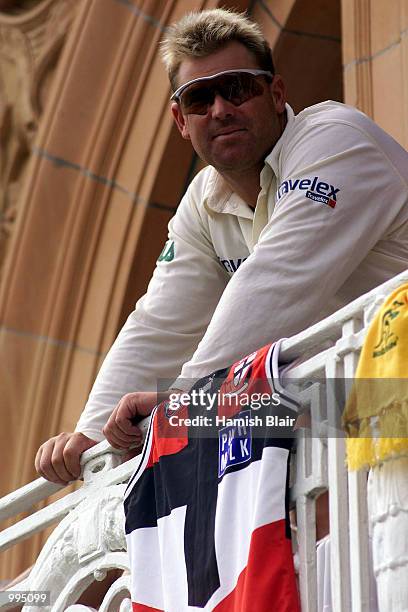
[218,256,248,275]
[277,176,340,209]
[157,239,175,262]
[218,410,252,478]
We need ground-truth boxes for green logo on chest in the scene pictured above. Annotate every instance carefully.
[157,240,175,262]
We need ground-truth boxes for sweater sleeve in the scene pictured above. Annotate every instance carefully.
[75,173,228,440]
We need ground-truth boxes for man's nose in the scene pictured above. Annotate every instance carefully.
[209,93,234,119]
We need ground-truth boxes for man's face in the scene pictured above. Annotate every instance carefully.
[171,41,287,174]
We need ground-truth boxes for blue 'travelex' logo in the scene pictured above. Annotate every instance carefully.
[277,175,340,209]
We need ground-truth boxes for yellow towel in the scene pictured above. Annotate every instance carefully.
[343,283,408,470]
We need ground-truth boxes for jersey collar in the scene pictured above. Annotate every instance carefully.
[264,103,295,175]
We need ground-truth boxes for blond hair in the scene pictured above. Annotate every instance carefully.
[161,8,274,91]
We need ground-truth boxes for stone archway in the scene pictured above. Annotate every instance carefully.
[2,0,406,584]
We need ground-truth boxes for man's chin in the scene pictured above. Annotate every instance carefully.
[208,153,258,173]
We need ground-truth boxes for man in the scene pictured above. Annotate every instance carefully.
[35,8,408,485]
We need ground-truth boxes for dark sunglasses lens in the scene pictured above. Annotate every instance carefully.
[180,85,213,115]
[219,73,264,105]
[179,73,268,115]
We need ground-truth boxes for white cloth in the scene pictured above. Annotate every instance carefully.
[65,606,97,612]
[368,457,408,612]
[316,535,378,612]
[76,101,408,440]
[316,536,332,612]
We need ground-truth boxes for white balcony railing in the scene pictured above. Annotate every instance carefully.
[1,270,408,611]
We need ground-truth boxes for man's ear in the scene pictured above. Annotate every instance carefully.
[171,102,191,140]
[269,75,287,114]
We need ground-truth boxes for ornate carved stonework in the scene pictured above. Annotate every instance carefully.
[22,480,130,611]
[0,0,77,277]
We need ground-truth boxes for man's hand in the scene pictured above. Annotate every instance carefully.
[102,392,163,449]
[35,432,98,485]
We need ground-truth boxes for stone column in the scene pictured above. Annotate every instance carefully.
[342,0,408,147]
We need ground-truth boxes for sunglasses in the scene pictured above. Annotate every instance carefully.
[170,69,273,115]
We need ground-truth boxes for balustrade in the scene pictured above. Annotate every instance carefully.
[2,271,408,611]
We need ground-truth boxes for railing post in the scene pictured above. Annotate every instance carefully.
[343,318,371,612]
[293,384,325,612]
[326,354,351,612]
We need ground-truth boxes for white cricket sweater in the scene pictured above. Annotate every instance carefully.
[76,102,408,440]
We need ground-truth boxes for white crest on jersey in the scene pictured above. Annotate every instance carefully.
[233,351,257,387]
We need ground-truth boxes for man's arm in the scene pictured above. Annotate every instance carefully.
[176,120,408,384]
[36,171,228,482]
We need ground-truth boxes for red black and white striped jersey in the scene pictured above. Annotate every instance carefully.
[124,341,300,612]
